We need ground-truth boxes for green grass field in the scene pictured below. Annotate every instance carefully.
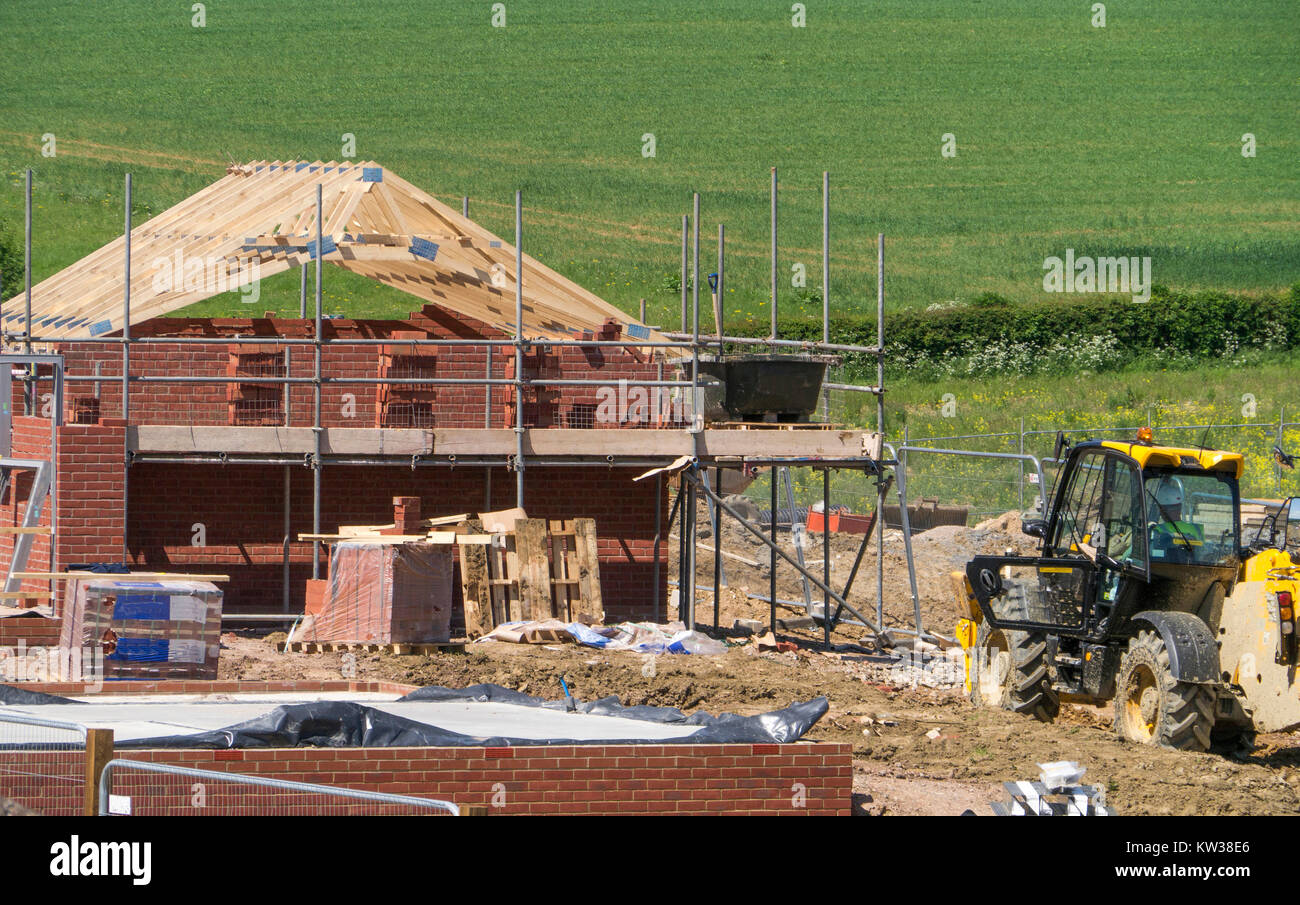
[0,0,1296,328]
[2,0,1298,522]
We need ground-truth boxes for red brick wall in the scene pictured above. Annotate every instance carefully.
[0,615,60,646]
[123,463,668,621]
[55,419,127,571]
[4,743,851,816]
[51,309,666,429]
[1,415,54,576]
[1,310,676,622]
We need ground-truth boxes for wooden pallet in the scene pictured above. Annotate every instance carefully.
[276,640,465,655]
[712,421,841,431]
[547,518,603,624]
[459,516,603,638]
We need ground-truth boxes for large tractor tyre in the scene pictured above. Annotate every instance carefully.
[1113,629,1215,752]
[970,621,1060,722]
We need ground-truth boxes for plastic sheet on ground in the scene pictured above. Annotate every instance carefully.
[0,684,75,706]
[105,684,827,749]
[481,619,729,655]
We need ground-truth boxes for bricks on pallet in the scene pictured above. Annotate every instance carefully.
[304,541,453,643]
[56,577,223,680]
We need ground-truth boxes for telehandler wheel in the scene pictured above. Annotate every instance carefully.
[1113,629,1215,752]
[970,620,1059,722]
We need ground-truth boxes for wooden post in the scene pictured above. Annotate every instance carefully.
[83,728,114,816]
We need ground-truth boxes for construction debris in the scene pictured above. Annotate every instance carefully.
[990,762,1113,816]
[480,619,728,655]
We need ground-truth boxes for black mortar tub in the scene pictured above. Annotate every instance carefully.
[681,353,830,423]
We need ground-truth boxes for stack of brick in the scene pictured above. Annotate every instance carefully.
[376,331,438,428]
[303,542,453,643]
[56,578,223,680]
[381,496,423,535]
[503,347,561,427]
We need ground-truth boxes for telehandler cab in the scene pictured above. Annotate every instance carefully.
[959,429,1300,752]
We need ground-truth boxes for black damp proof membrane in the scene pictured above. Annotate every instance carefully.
[0,682,828,749]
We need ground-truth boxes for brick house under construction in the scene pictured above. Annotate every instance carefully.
[0,161,878,639]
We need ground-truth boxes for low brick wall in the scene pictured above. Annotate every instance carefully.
[0,615,61,648]
[1,680,851,816]
[6,678,418,696]
[107,743,851,816]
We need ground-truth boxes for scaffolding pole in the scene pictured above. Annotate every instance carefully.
[686,470,881,635]
[23,169,33,410]
[877,233,886,629]
[652,473,663,622]
[121,173,132,562]
[822,467,831,647]
[680,214,688,333]
[769,469,777,634]
[311,184,323,580]
[821,170,830,419]
[514,190,524,509]
[282,465,291,613]
[770,166,778,340]
[691,194,700,432]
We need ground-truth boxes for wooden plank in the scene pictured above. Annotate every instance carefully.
[421,513,470,528]
[295,533,479,545]
[572,517,603,623]
[0,591,52,599]
[486,533,517,625]
[547,519,571,622]
[11,571,230,582]
[513,519,553,620]
[278,640,464,655]
[479,507,527,533]
[458,535,493,640]
[0,527,51,535]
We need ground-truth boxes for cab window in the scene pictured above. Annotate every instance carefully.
[1143,468,1238,566]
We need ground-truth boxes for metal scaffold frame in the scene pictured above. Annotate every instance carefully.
[1,166,922,642]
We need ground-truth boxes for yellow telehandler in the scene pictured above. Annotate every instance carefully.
[957,429,1300,752]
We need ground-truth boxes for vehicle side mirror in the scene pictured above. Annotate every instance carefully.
[1021,519,1047,539]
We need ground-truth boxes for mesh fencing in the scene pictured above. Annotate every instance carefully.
[785,378,1300,527]
[99,759,460,816]
[0,713,87,816]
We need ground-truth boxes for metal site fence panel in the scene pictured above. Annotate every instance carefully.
[898,419,1300,527]
[98,759,460,817]
[0,712,88,816]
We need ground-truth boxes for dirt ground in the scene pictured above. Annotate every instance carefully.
[216,509,1300,816]
[221,629,1300,816]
